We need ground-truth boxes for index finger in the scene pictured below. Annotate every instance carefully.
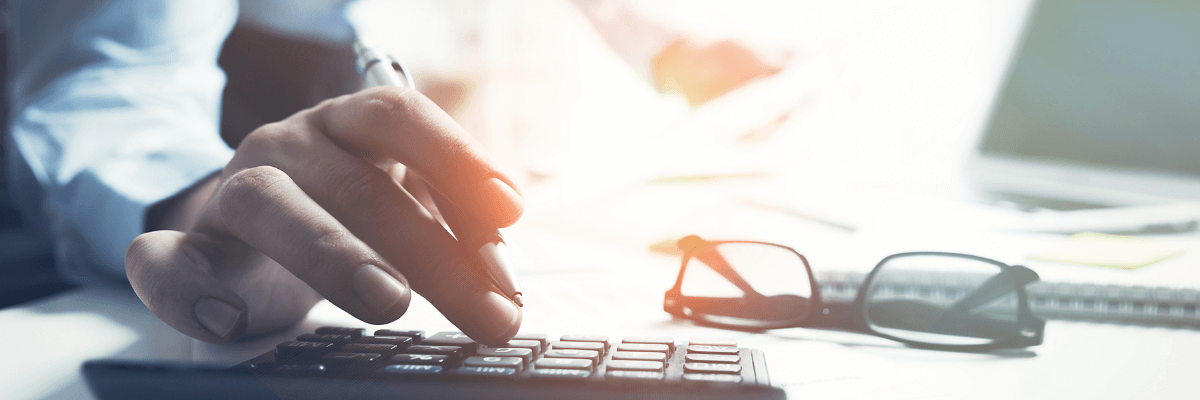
[318,87,523,227]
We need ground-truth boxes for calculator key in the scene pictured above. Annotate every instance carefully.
[464,356,524,372]
[356,335,414,349]
[500,339,542,355]
[616,343,669,353]
[611,351,666,362]
[275,341,335,361]
[606,360,664,372]
[560,334,609,344]
[406,345,465,362]
[423,332,478,354]
[456,366,517,377]
[381,364,443,375]
[531,369,591,380]
[551,341,606,355]
[340,343,399,355]
[321,352,381,366]
[315,327,364,338]
[607,370,664,381]
[297,333,353,344]
[688,338,737,347]
[534,357,593,371]
[682,373,742,383]
[622,336,676,353]
[374,330,425,342]
[543,349,600,365]
[685,354,740,363]
[275,363,327,374]
[476,348,534,364]
[391,354,451,365]
[687,345,739,355]
[684,363,742,374]
[513,333,549,349]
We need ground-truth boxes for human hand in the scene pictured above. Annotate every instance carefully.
[653,38,788,106]
[125,87,524,345]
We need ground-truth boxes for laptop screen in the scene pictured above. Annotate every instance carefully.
[979,0,1200,179]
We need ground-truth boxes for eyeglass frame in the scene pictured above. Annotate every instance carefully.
[663,236,1046,352]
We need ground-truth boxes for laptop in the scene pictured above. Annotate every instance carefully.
[966,0,1200,215]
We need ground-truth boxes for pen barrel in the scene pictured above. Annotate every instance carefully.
[426,184,503,249]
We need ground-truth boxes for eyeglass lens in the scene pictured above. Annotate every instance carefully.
[680,242,812,326]
[863,254,1021,346]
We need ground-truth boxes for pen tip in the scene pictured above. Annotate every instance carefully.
[512,293,524,307]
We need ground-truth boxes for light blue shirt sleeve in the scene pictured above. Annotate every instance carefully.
[5,0,238,285]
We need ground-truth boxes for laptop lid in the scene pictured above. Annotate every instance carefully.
[967,0,1200,208]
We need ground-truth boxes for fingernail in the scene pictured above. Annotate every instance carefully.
[354,264,409,311]
[460,291,522,346]
[195,297,243,340]
[480,178,523,226]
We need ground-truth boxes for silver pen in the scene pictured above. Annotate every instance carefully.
[353,40,524,307]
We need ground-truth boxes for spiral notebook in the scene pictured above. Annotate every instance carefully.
[815,270,1200,327]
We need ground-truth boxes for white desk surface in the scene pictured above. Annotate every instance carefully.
[8,1,1200,398]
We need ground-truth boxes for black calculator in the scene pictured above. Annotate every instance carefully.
[84,326,785,399]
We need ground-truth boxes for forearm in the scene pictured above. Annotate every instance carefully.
[6,0,237,282]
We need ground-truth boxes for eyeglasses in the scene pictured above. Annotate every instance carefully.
[664,235,1046,351]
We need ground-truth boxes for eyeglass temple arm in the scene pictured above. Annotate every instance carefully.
[691,246,766,298]
[935,266,1039,325]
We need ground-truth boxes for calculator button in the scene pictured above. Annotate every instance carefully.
[512,333,549,349]
[406,345,466,362]
[622,336,676,353]
[297,333,353,344]
[374,330,425,342]
[464,356,524,372]
[560,334,609,344]
[534,357,593,371]
[606,360,664,372]
[315,327,364,338]
[476,348,534,364]
[423,332,478,354]
[543,349,600,365]
[551,341,606,355]
[683,363,741,374]
[687,345,739,355]
[611,351,666,362]
[356,335,414,349]
[682,373,742,383]
[340,343,399,355]
[685,354,740,363]
[501,339,542,355]
[616,343,669,353]
[275,363,327,374]
[688,338,737,347]
[456,366,517,377]
[321,352,381,366]
[391,354,451,365]
[275,341,334,360]
[607,370,664,381]
[381,364,443,375]
[531,369,591,380]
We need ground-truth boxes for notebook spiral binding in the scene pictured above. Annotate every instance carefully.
[816,271,1200,327]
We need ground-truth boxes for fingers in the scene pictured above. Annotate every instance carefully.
[317,87,524,227]
[224,124,520,343]
[214,166,413,325]
[126,230,250,343]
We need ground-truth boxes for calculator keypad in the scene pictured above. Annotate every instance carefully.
[241,326,766,388]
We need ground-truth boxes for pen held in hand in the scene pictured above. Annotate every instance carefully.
[425,185,523,307]
[354,39,523,307]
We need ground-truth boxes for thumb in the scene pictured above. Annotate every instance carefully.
[126,230,250,343]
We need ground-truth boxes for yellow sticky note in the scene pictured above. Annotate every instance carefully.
[1027,232,1187,269]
